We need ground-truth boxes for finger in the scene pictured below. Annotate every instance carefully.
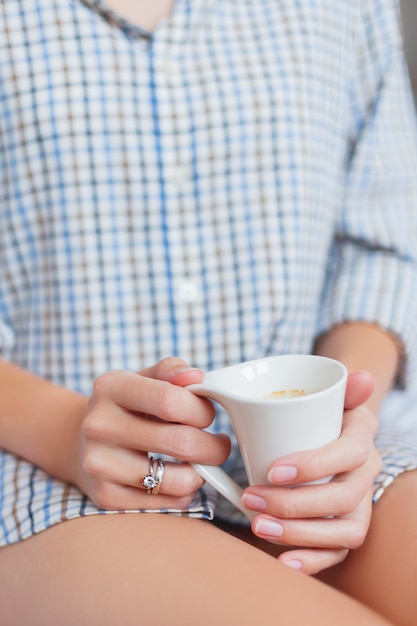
[266,405,379,485]
[344,370,375,410]
[242,448,380,519]
[251,490,373,550]
[83,445,205,496]
[84,407,231,465]
[278,548,350,575]
[92,370,215,428]
[138,357,205,387]
[87,478,200,512]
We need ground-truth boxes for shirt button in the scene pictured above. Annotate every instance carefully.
[161,59,181,85]
[167,166,191,192]
[162,59,176,75]
[176,280,201,303]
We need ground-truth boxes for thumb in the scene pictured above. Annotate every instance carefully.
[344,370,375,410]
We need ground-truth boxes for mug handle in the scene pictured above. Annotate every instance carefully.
[187,382,256,521]
[192,463,256,521]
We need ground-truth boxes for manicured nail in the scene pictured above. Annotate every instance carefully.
[174,366,197,374]
[284,559,303,570]
[254,518,284,538]
[268,465,298,483]
[241,493,267,511]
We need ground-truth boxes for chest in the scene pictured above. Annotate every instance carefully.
[1,0,353,234]
[2,2,352,146]
[101,0,175,32]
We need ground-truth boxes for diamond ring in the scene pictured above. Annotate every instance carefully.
[142,456,165,494]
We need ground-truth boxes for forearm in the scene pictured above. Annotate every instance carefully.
[0,358,88,484]
[314,322,400,414]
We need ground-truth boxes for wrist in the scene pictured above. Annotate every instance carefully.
[0,358,89,486]
[48,391,89,487]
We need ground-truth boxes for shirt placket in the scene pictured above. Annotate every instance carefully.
[146,1,213,364]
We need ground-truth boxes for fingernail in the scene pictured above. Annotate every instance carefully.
[241,493,267,511]
[268,465,298,483]
[284,559,303,570]
[174,366,197,374]
[254,518,284,538]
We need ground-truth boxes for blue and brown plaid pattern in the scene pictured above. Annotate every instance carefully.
[1,0,417,543]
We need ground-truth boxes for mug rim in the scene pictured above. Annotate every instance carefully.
[200,354,348,404]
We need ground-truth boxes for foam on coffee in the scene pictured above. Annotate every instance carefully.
[263,389,306,399]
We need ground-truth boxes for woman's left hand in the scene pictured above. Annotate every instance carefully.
[241,370,382,575]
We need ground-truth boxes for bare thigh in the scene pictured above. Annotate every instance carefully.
[318,470,417,626]
[217,470,417,626]
[0,513,391,626]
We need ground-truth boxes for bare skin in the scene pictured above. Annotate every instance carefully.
[318,470,417,626]
[217,470,417,626]
[0,514,393,626]
[103,0,175,32]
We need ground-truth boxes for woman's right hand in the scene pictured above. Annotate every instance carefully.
[72,358,231,510]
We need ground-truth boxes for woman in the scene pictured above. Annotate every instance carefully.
[1,1,417,623]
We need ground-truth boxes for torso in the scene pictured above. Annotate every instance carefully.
[0,0,353,386]
[1,0,417,544]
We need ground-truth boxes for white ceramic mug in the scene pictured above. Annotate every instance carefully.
[187,354,347,521]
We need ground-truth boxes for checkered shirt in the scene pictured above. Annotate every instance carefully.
[1,0,417,543]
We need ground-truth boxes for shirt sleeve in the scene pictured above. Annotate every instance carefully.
[316,0,417,388]
[0,319,15,356]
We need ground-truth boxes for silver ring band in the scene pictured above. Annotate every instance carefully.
[150,458,165,495]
